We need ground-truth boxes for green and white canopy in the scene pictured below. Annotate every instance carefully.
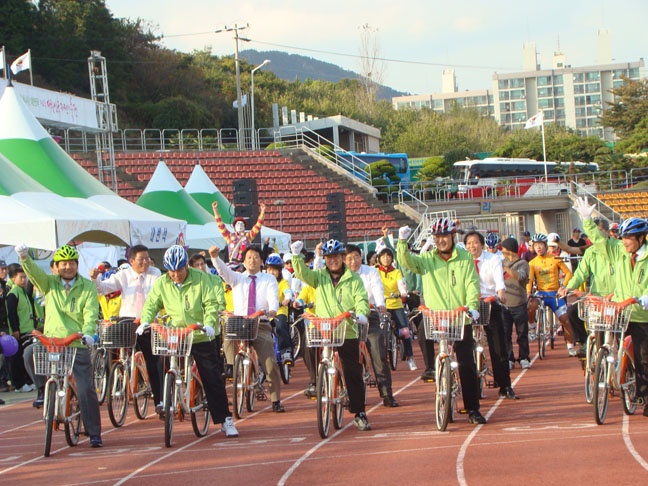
[184,164,235,224]
[0,86,186,249]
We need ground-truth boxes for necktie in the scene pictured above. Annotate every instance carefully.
[631,253,638,270]
[64,282,71,294]
[247,275,257,316]
[134,274,145,318]
[474,258,480,275]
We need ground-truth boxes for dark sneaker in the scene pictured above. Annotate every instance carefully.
[90,436,103,448]
[499,387,519,400]
[224,365,233,381]
[304,384,316,399]
[421,368,435,382]
[33,387,45,408]
[353,412,371,431]
[272,401,285,413]
[468,410,487,425]
[382,396,399,407]
[155,403,165,420]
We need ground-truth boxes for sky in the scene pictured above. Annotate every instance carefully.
[105,0,647,95]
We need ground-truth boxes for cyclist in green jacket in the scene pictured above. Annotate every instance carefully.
[291,239,372,431]
[396,219,487,425]
[16,243,103,447]
[139,245,238,437]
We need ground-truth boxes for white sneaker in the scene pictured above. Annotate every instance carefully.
[567,347,578,357]
[15,384,32,393]
[520,359,531,369]
[221,417,239,438]
[407,358,418,371]
[509,360,515,370]
[528,323,537,341]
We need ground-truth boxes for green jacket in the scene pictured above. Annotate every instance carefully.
[292,255,370,339]
[396,239,480,312]
[565,240,615,297]
[141,267,219,343]
[585,218,648,322]
[7,284,35,335]
[22,257,98,345]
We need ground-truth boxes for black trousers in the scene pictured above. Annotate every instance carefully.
[501,303,530,362]
[366,310,392,395]
[454,326,481,412]
[566,304,589,344]
[484,301,511,390]
[191,336,232,424]
[337,338,365,415]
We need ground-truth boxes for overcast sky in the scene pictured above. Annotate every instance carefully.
[106,0,646,95]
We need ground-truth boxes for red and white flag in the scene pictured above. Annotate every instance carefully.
[11,50,31,75]
[524,111,544,129]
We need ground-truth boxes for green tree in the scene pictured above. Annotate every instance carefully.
[601,78,648,139]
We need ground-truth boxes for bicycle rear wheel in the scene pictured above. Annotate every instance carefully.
[436,357,452,432]
[621,352,637,416]
[191,378,211,437]
[44,383,57,457]
[584,335,597,404]
[332,368,345,430]
[549,312,556,350]
[537,309,547,360]
[64,385,81,446]
[163,374,176,447]
[246,365,258,413]
[593,348,610,425]
[232,355,245,419]
[92,348,109,404]
[132,360,150,420]
[317,364,331,438]
[107,362,128,428]
[291,324,303,360]
[280,360,291,385]
[388,329,398,371]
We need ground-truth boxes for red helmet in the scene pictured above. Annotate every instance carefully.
[233,217,247,229]
[431,218,457,235]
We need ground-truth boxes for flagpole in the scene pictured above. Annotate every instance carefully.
[28,49,33,86]
[1,46,6,80]
[540,110,547,183]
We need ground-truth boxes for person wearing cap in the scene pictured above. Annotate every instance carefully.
[518,231,532,258]
[212,200,266,264]
[568,228,588,273]
[500,238,532,369]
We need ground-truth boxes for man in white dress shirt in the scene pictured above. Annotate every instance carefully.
[210,245,285,413]
[90,245,164,412]
[463,231,518,400]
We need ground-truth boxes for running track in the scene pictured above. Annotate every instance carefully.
[1,343,647,485]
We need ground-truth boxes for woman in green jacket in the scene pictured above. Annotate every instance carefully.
[6,265,36,392]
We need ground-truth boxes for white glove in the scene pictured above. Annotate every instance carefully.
[204,326,216,338]
[573,196,595,220]
[469,310,480,322]
[639,296,648,310]
[81,335,95,347]
[290,240,304,256]
[15,244,29,259]
[548,232,560,243]
[398,226,412,240]
[135,322,150,335]
[357,314,368,326]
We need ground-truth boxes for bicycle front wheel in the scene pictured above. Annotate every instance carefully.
[436,357,452,432]
[549,313,556,350]
[291,324,302,360]
[584,335,597,404]
[64,385,81,446]
[246,365,257,413]
[621,352,637,416]
[593,348,610,425]
[191,378,211,437]
[44,383,57,457]
[163,374,176,447]
[388,329,398,371]
[317,364,332,438]
[132,359,150,420]
[92,348,109,405]
[107,362,128,427]
[232,355,245,419]
[280,360,291,385]
[332,368,345,430]
[537,309,547,359]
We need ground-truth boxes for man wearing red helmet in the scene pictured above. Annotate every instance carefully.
[212,201,266,264]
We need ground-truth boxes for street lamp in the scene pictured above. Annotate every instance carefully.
[274,199,285,232]
[251,59,271,150]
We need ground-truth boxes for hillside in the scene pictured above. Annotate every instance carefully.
[240,49,406,101]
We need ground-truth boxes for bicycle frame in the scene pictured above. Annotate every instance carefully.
[232,337,265,419]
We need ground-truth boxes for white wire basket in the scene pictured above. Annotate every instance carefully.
[477,299,492,327]
[99,319,138,348]
[33,344,77,376]
[586,299,633,334]
[421,307,467,342]
[304,315,347,347]
[223,315,260,341]
[151,325,195,356]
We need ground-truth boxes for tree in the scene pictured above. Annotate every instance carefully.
[601,78,648,139]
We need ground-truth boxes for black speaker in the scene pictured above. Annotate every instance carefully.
[233,178,257,193]
[234,192,255,205]
[328,222,347,242]
[233,179,258,206]
[235,205,258,221]
[326,192,344,203]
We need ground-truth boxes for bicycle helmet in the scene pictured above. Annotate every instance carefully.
[101,268,117,280]
[430,218,457,235]
[163,245,188,271]
[485,232,500,248]
[265,253,284,268]
[53,244,79,262]
[619,217,648,237]
[322,239,345,256]
[0,334,19,357]
[530,233,548,244]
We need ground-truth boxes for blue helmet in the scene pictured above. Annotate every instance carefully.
[322,239,345,256]
[163,245,188,271]
[265,253,284,267]
[101,268,117,280]
[531,233,548,244]
[485,232,500,249]
[619,218,648,237]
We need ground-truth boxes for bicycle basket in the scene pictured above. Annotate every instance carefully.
[421,308,467,342]
[151,326,195,356]
[577,297,590,322]
[305,316,347,347]
[357,321,369,343]
[586,299,633,334]
[99,319,138,348]
[477,300,492,327]
[224,315,260,341]
[33,343,77,376]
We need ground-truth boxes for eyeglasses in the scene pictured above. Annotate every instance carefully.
[133,257,151,263]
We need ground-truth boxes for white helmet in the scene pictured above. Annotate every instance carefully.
[282,252,293,263]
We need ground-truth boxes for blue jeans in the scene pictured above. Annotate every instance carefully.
[389,308,413,358]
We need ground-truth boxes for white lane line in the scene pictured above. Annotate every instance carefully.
[622,414,648,471]
[277,377,421,486]
[0,419,41,436]
[113,388,305,486]
[456,353,538,486]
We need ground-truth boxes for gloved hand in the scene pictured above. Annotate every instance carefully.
[469,309,480,322]
[204,326,216,338]
[548,232,560,242]
[15,244,29,259]
[398,226,412,240]
[81,335,95,347]
[357,314,368,326]
[290,240,304,256]
[573,196,595,220]
[136,322,150,335]
[639,295,648,310]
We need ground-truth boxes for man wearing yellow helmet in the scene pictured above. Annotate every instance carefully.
[16,243,103,448]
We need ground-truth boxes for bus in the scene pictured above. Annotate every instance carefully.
[451,158,599,197]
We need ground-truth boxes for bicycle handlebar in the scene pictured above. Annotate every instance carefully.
[32,330,82,348]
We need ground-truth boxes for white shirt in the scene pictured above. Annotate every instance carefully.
[474,250,506,298]
[355,264,385,308]
[94,266,161,318]
[212,257,279,315]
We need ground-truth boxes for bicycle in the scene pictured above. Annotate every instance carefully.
[92,319,112,405]
[100,318,151,427]
[419,305,468,432]
[587,296,638,425]
[32,330,84,457]
[385,312,399,371]
[304,311,351,439]
[529,291,557,359]
[272,324,291,385]
[474,297,495,398]
[571,291,598,404]
[150,322,211,447]
[223,311,267,419]
[357,317,377,399]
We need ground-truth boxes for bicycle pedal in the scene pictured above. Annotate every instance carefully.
[458,408,469,415]
[256,391,268,401]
